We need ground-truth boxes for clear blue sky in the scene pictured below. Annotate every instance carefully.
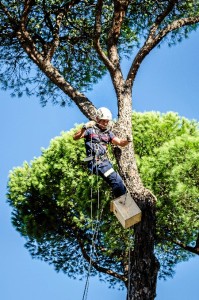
[0,30,199,300]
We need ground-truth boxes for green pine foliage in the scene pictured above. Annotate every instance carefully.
[1,1,199,105]
[132,111,199,278]
[7,112,199,283]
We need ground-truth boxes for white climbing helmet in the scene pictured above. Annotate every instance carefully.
[96,107,112,121]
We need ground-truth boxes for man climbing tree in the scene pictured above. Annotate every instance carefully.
[73,107,130,198]
[1,1,199,300]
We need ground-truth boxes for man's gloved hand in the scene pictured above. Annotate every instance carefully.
[83,121,96,129]
[126,135,132,142]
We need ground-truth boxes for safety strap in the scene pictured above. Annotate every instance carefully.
[83,153,108,163]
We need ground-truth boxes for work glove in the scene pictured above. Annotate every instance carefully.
[126,135,132,142]
[83,121,96,129]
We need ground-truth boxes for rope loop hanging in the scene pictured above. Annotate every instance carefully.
[82,127,104,300]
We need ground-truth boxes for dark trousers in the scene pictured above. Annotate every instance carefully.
[88,159,126,198]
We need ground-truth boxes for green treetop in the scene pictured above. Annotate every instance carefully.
[7,112,199,284]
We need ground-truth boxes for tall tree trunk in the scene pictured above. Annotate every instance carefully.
[114,86,160,300]
[127,193,160,300]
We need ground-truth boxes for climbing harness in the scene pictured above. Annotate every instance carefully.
[83,125,111,166]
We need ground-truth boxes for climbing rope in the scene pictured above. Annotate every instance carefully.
[82,127,104,300]
[127,230,133,300]
[127,247,131,300]
[81,125,134,300]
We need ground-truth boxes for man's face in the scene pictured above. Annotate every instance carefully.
[97,119,109,130]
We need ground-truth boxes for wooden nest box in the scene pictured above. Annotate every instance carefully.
[110,193,142,229]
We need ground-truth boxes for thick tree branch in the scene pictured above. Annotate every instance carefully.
[150,0,178,35]
[0,6,95,119]
[43,0,83,61]
[94,0,115,72]
[76,234,127,282]
[42,0,54,33]
[156,16,199,41]
[65,216,127,282]
[21,0,35,28]
[172,239,199,255]
[36,61,97,119]
[108,0,129,43]
[107,0,129,67]
[94,0,130,83]
[127,15,199,87]
[41,0,61,60]
[15,29,95,119]
[46,12,64,61]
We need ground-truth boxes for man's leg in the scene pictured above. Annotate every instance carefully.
[97,160,126,198]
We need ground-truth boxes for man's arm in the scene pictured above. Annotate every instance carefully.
[73,128,85,140]
[73,121,96,140]
[112,136,132,147]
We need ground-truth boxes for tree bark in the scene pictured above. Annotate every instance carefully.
[127,194,160,300]
[113,86,160,300]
